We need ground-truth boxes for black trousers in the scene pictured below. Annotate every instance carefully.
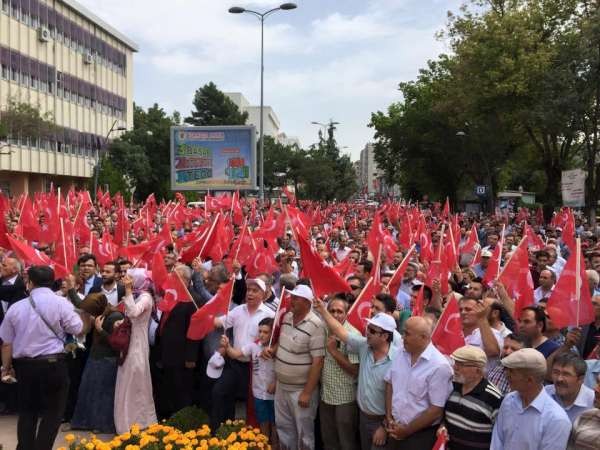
[159,365,194,419]
[210,359,249,430]
[13,356,69,450]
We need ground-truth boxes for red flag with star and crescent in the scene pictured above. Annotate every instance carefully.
[431,295,465,355]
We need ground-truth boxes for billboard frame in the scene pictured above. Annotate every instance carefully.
[170,125,257,191]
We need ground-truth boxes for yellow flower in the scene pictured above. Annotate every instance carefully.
[85,443,94,450]
[165,445,173,450]
[57,447,67,450]
[65,434,76,443]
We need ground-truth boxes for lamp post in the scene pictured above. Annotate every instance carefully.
[229,3,297,203]
[93,119,126,199]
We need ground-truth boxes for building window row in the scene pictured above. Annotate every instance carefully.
[0,46,127,118]
[4,126,108,157]
[1,0,127,75]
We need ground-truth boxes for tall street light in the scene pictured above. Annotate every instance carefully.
[94,119,126,199]
[229,2,297,202]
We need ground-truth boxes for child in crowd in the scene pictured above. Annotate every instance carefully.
[219,318,277,447]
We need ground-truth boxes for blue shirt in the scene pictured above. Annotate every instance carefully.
[346,332,400,416]
[395,290,411,311]
[545,384,595,423]
[491,388,572,450]
[584,359,600,389]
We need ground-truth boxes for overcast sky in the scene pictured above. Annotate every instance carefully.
[78,0,462,161]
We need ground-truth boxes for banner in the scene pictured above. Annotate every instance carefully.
[170,126,257,191]
[561,169,585,207]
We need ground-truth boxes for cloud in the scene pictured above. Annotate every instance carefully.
[77,0,462,158]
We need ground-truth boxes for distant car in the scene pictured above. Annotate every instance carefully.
[187,201,205,209]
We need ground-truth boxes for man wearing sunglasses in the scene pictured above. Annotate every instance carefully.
[314,298,399,450]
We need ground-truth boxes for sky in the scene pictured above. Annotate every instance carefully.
[78,0,463,161]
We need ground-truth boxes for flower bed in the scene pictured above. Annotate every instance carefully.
[60,420,271,450]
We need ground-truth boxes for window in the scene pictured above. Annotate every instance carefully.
[31,77,38,89]
[1,65,7,80]
[40,81,47,93]
[11,68,17,82]
[22,73,30,87]
[1,0,8,14]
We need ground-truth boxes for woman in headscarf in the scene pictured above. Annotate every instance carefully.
[70,293,123,433]
[113,269,157,433]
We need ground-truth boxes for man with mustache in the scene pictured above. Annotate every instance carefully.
[545,352,594,423]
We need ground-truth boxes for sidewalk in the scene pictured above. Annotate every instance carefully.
[0,415,113,449]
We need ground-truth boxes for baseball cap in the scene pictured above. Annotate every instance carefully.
[288,284,314,302]
[366,313,397,333]
[206,351,225,379]
[246,278,267,292]
[481,250,493,258]
[501,348,547,376]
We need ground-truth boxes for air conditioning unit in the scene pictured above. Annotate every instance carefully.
[83,52,94,65]
[38,26,51,43]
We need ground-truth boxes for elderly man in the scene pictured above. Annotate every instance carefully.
[384,316,453,450]
[472,250,491,279]
[459,297,503,366]
[264,284,325,450]
[315,297,399,450]
[546,352,595,423]
[533,269,555,304]
[211,277,274,430]
[0,257,27,323]
[568,374,600,449]
[491,348,571,450]
[439,346,503,450]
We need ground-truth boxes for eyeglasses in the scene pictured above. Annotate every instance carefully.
[350,285,361,290]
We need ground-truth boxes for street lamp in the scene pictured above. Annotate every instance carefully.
[93,119,127,199]
[229,2,297,202]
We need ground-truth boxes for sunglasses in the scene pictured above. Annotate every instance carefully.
[366,326,384,336]
[350,285,361,290]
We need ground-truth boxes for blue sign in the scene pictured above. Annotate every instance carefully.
[170,126,257,191]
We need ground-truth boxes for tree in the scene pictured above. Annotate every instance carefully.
[0,98,58,142]
[185,82,248,126]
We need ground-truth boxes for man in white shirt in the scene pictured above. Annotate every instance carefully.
[460,297,503,370]
[211,278,274,430]
[384,316,453,449]
[533,269,555,305]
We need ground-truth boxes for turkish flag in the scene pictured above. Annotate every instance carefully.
[346,277,380,335]
[7,235,69,278]
[482,243,502,288]
[536,207,544,226]
[151,251,168,292]
[333,253,357,279]
[386,245,416,298]
[460,223,479,255]
[524,222,545,251]
[187,277,234,340]
[297,234,351,298]
[412,285,425,317]
[158,271,193,314]
[499,236,534,318]
[19,197,41,242]
[431,295,465,355]
[92,233,119,266]
[432,433,447,450]
[270,288,292,345]
[245,240,278,278]
[546,240,595,328]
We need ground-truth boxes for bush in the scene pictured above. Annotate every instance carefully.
[165,406,210,432]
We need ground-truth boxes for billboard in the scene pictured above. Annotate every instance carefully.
[170,125,257,191]
[561,169,585,207]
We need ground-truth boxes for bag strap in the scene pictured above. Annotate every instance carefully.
[28,296,65,344]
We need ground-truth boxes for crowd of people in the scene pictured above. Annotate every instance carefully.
[0,191,599,450]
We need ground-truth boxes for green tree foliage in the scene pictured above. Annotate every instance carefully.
[0,98,58,141]
[185,82,248,126]
[370,0,600,215]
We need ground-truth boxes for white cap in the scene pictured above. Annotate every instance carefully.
[481,250,493,258]
[366,313,397,333]
[206,351,225,379]
[288,284,314,302]
[246,278,267,292]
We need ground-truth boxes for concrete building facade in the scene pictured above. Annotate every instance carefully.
[0,0,137,196]
[358,142,399,197]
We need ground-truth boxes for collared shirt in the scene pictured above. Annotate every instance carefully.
[346,332,399,416]
[465,327,504,372]
[2,274,18,286]
[534,286,553,304]
[220,303,274,361]
[583,359,600,389]
[491,388,572,450]
[275,310,326,389]
[83,275,97,295]
[101,283,119,307]
[0,287,83,358]
[567,408,600,450]
[321,322,359,406]
[383,342,453,425]
[545,384,595,423]
[444,379,503,450]
[395,289,411,311]
[487,361,511,395]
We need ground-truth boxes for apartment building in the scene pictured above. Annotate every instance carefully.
[0,0,137,195]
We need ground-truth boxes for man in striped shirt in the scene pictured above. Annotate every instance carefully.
[439,345,503,450]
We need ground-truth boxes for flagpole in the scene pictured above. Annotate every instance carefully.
[497,224,506,280]
[385,244,416,291]
[174,268,199,311]
[576,237,581,326]
[233,218,248,262]
[60,219,67,268]
[346,277,373,317]
[498,235,527,279]
[268,287,286,348]
[197,212,221,260]
[223,275,235,336]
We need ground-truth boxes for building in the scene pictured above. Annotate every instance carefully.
[358,142,399,197]
[0,0,137,196]
[225,92,300,147]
